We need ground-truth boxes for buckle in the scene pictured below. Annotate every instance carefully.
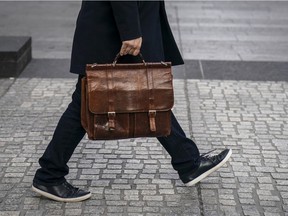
[148,110,156,116]
[108,111,116,117]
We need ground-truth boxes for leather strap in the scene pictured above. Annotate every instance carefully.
[146,66,156,132]
[106,66,116,130]
[108,112,116,130]
[148,110,156,132]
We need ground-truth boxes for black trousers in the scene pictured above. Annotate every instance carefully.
[33,76,200,186]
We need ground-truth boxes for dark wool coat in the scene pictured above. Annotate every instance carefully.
[70,1,184,75]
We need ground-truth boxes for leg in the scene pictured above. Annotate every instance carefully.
[33,76,86,186]
[32,76,91,202]
[157,112,200,175]
[157,112,232,186]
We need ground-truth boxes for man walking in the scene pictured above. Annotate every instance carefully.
[32,1,232,202]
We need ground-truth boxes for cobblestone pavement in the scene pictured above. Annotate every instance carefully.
[0,78,287,216]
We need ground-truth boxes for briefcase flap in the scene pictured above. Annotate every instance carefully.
[85,62,174,114]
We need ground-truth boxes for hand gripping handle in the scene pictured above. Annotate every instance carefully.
[112,53,146,66]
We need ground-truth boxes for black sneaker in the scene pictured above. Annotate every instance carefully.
[180,149,232,186]
[32,181,91,202]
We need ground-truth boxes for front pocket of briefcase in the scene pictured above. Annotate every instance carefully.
[93,114,130,140]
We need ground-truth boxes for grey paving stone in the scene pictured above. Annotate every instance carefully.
[166,2,288,62]
[19,59,77,79]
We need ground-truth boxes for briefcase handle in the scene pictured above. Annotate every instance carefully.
[112,52,146,66]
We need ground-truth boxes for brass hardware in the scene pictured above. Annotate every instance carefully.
[160,61,168,66]
[91,63,98,68]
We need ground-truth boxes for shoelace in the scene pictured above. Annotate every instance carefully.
[197,149,218,164]
[200,149,216,158]
[63,182,79,195]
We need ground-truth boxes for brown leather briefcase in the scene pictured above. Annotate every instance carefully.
[81,53,174,140]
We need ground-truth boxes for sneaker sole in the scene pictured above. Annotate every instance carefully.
[32,185,92,202]
[185,149,232,187]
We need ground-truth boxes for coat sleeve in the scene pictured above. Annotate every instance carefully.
[110,1,142,41]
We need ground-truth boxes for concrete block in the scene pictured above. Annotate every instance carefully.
[0,36,32,77]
